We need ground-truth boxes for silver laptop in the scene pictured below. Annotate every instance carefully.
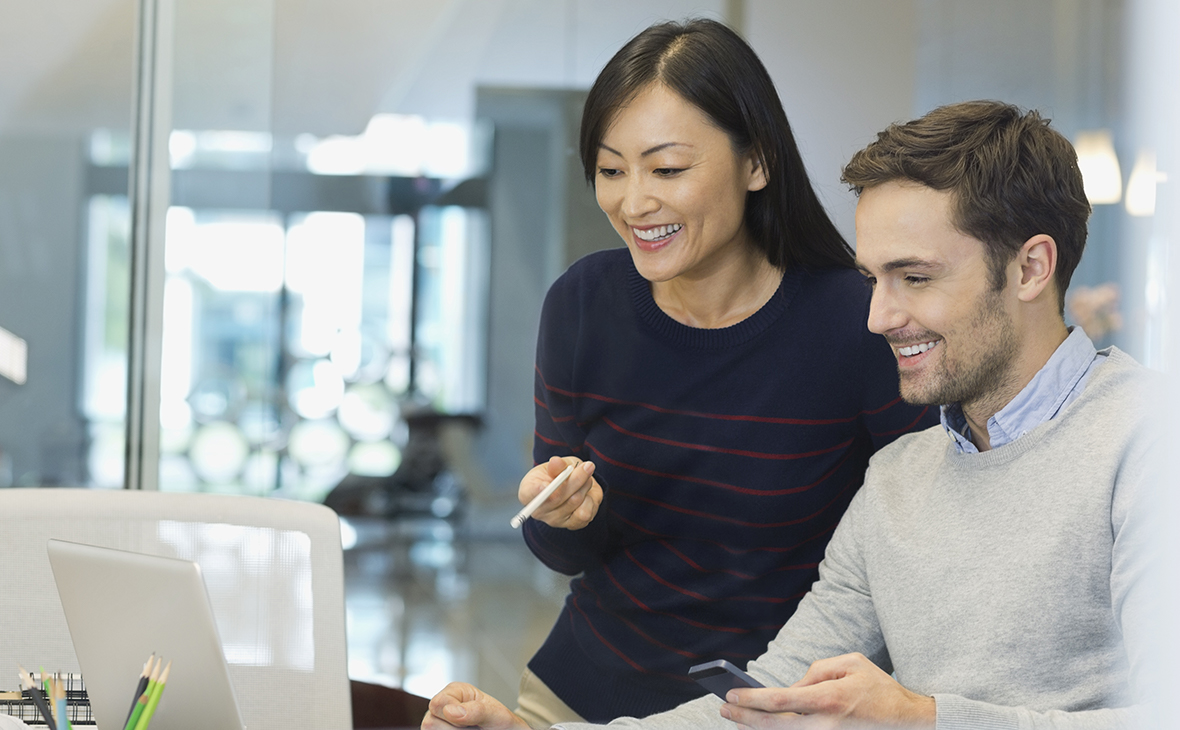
[47,539,246,730]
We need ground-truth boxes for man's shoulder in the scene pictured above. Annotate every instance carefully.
[1070,347,1160,425]
[865,423,949,471]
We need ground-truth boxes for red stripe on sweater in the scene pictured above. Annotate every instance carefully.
[568,593,647,672]
[580,582,701,660]
[585,441,848,496]
[603,565,750,634]
[534,430,568,447]
[613,513,839,555]
[869,405,933,437]
[659,541,819,578]
[536,366,903,425]
[612,478,859,528]
[602,417,853,460]
[624,549,806,604]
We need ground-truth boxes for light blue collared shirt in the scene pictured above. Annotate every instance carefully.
[941,327,1106,454]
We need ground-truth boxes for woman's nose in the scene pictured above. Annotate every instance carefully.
[621,176,659,218]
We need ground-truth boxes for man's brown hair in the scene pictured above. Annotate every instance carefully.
[842,100,1091,312]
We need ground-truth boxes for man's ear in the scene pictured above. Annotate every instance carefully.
[1015,234,1058,303]
[746,153,768,192]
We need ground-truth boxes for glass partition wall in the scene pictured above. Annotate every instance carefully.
[0,0,138,488]
[2,0,493,495]
[143,1,491,497]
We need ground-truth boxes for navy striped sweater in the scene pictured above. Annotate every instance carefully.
[524,248,935,722]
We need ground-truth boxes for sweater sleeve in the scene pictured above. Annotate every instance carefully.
[521,272,613,575]
[745,481,889,684]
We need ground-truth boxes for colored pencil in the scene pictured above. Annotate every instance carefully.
[123,655,155,728]
[53,675,71,730]
[124,657,162,730]
[122,690,149,730]
[17,666,55,730]
[39,667,52,719]
[133,660,170,730]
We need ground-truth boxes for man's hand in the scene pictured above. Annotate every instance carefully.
[719,653,935,729]
[421,682,533,729]
[517,456,601,530]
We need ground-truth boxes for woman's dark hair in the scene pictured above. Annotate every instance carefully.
[579,18,853,270]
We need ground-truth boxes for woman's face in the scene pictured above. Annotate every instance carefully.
[594,83,767,285]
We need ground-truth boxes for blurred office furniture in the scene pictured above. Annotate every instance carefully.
[350,680,430,729]
[0,488,351,730]
[324,410,476,521]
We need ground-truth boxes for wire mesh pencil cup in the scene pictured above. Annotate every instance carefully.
[0,673,93,726]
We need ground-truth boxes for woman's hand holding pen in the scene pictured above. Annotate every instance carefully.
[517,456,601,530]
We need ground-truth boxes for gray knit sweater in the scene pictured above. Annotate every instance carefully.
[557,349,1156,730]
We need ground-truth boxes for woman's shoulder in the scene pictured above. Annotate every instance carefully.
[546,248,632,302]
[562,247,631,280]
[788,265,872,319]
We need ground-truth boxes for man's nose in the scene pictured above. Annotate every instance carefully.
[866,284,907,335]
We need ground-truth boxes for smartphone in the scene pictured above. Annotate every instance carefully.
[688,659,765,700]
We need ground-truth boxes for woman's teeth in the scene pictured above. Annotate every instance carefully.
[634,223,682,242]
[899,340,939,357]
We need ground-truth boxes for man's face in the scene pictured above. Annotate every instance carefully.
[855,181,1019,409]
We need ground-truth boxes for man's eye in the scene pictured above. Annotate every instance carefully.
[904,276,929,286]
[863,276,877,289]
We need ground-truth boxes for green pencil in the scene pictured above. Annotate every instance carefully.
[121,690,149,730]
[133,660,170,730]
[123,655,155,729]
[124,658,161,730]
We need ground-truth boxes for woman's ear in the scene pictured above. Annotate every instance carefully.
[747,153,769,192]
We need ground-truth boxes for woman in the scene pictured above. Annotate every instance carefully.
[508,18,934,726]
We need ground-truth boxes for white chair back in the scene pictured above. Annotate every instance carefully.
[0,488,351,730]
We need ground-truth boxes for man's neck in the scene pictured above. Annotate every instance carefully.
[961,320,1070,452]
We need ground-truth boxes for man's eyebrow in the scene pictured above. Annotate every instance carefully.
[598,142,688,158]
[857,257,943,274]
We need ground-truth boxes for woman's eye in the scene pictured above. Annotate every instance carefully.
[597,168,621,178]
[653,167,682,177]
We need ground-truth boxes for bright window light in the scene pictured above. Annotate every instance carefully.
[1125,149,1168,217]
[0,324,28,385]
[303,114,476,178]
[170,211,285,292]
[1075,130,1122,204]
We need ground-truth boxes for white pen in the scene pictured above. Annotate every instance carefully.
[511,464,577,529]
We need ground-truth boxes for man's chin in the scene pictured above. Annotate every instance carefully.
[897,376,945,407]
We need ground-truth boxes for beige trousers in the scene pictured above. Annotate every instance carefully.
[515,667,586,728]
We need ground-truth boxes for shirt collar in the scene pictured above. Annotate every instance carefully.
[940,327,1099,453]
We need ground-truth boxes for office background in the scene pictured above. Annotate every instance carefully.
[1,0,1177,713]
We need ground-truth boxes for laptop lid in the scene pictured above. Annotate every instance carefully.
[46,539,247,730]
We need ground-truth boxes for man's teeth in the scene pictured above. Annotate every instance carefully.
[634,223,683,242]
[899,341,939,357]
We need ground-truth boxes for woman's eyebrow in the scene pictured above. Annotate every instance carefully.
[597,142,689,157]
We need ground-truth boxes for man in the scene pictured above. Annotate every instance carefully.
[422,101,1157,730]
